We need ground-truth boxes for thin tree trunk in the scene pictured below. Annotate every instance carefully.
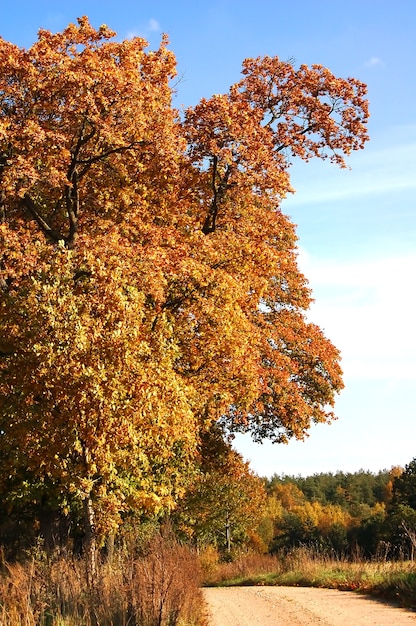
[105,531,115,564]
[83,494,98,586]
[225,513,231,553]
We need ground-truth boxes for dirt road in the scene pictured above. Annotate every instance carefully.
[203,586,416,626]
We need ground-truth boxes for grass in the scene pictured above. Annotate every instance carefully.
[0,531,208,626]
[201,547,416,609]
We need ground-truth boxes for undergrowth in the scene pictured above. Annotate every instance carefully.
[0,531,207,626]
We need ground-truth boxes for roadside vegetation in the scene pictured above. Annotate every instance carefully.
[0,527,208,626]
[2,459,416,622]
[201,548,416,609]
[199,458,416,610]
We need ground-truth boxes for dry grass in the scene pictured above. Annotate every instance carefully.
[0,532,208,626]
[203,547,416,609]
[200,547,280,587]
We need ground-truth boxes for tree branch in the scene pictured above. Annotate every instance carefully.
[0,151,10,224]
[202,157,232,235]
[0,333,15,356]
[76,140,147,178]
[65,170,79,248]
[22,194,65,243]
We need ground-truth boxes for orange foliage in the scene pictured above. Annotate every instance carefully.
[271,482,306,509]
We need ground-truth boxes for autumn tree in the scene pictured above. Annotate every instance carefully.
[172,430,267,553]
[267,470,393,512]
[0,18,369,574]
[265,472,402,557]
[270,500,353,554]
[0,19,196,577]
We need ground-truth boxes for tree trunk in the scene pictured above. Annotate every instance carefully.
[83,494,98,586]
[225,513,231,553]
[105,531,115,564]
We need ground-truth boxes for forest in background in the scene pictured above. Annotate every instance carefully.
[170,455,416,562]
[262,462,416,559]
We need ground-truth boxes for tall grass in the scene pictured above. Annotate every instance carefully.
[202,546,416,609]
[200,547,280,587]
[0,531,207,626]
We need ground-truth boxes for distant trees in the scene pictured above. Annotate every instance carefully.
[164,461,416,559]
[167,461,416,560]
[267,470,393,512]
[262,466,416,558]
[385,459,416,559]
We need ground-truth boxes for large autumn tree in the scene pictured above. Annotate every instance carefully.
[0,17,369,567]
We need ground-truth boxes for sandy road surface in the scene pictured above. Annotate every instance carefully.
[204,586,416,626]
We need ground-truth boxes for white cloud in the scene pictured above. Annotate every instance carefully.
[298,249,416,382]
[126,18,161,40]
[148,18,160,32]
[365,56,382,67]
[235,247,416,476]
[286,139,416,207]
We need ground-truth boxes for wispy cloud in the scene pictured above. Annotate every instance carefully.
[126,18,161,40]
[148,18,160,32]
[286,132,416,206]
[365,56,382,67]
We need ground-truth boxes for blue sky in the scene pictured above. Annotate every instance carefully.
[2,1,415,477]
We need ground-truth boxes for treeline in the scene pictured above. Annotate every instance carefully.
[268,469,394,511]
[1,449,415,566]
[259,461,416,559]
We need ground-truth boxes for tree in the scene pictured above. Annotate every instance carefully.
[0,18,369,575]
[383,459,416,558]
[266,472,395,556]
[0,19,197,579]
[172,434,267,553]
[390,459,416,510]
[350,503,386,558]
[269,481,306,509]
[271,499,352,554]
